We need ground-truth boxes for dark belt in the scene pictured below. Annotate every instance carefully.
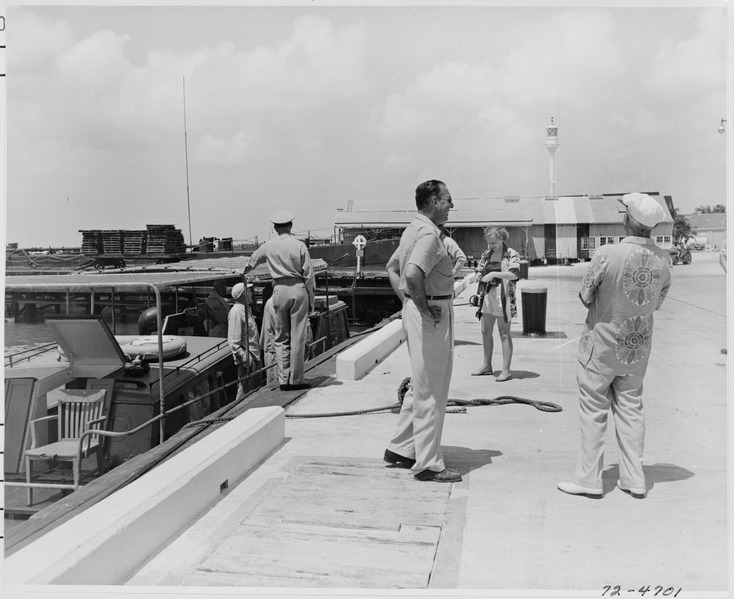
[272,276,305,285]
[404,293,453,300]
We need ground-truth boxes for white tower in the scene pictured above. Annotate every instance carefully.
[544,117,560,198]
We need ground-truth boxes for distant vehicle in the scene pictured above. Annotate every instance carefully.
[668,242,692,265]
[686,236,708,251]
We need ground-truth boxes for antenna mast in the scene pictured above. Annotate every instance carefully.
[183,77,193,249]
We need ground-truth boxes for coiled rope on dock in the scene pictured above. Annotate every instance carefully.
[183,376,561,427]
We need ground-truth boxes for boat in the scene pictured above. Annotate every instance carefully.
[3,269,350,520]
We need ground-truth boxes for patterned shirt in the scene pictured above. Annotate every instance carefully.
[477,244,521,321]
[578,237,672,376]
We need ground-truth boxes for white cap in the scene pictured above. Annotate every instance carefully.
[619,193,666,229]
[269,210,294,226]
[231,282,252,299]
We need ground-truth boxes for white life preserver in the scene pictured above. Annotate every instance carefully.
[115,335,188,361]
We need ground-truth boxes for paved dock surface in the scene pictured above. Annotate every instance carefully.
[127,252,729,597]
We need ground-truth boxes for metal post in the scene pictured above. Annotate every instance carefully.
[150,284,166,445]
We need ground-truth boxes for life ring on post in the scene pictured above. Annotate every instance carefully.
[115,335,188,361]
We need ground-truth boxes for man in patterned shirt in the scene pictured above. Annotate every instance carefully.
[558,193,672,500]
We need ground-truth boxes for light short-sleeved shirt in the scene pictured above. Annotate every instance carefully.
[247,233,314,287]
[228,303,260,365]
[390,213,454,296]
[443,236,467,274]
[578,237,672,376]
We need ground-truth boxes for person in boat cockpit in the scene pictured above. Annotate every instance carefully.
[200,279,230,337]
[228,282,262,401]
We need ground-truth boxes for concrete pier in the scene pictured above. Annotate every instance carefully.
[5,252,729,597]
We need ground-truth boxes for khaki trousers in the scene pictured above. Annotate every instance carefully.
[574,362,646,490]
[235,357,262,403]
[388,298,454,473]
[272,282,309,385]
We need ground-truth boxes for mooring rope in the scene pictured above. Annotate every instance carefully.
[183,376,561,427]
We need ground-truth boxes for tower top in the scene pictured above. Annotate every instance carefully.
[546,117,558,138]
[545,116,560,151]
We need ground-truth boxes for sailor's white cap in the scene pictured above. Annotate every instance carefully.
[269,210,294,226]
[231,282,253,299]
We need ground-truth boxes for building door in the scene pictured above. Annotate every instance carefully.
[544,224,556,259]
[577,223,590,259]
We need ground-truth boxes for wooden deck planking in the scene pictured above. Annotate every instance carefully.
[186,523,440,588]
[180,458,453,588]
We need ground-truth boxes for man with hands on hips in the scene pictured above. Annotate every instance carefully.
[383,179,461,483]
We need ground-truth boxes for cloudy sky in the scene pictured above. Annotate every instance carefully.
[2,1,729,249]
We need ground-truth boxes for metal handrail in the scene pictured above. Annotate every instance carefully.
[71,363,273,481]
[4,342,58,368]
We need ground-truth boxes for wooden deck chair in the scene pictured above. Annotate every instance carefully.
[24,388,108,506]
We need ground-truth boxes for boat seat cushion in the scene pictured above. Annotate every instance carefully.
[25,440,99,460]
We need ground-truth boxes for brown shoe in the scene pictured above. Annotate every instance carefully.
[414,468,462,483]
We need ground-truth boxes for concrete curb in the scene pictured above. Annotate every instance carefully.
[336,319,406,381]
[336,274,475,381]
[4,406,285,585]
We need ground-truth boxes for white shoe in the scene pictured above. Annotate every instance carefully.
[616,480,647,499]
[557,481,602,498]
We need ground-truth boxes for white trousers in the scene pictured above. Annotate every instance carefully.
[388,298,454,473]
[272,282,309,385]
[574,362,646,490]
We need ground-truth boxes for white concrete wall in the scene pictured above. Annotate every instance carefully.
[4,406,285,586]
[336,319,405,381]
[336,274,474,381]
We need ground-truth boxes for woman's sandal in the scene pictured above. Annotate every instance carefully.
[471,367,493,376]
[495,372,512,382]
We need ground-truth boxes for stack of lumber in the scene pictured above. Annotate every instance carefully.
[123,230,147,256]
[146,225,186,255]
[101,230,124,255]
[79,230,103,255]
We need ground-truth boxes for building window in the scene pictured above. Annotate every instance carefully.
[618,236,626,243]
[599,236,615,246]
[655,235,672,245]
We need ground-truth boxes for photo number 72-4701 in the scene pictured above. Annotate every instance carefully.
[602,586,682,597]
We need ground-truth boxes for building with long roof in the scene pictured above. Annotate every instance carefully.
[686,212,727,250]
[334,192,675,264]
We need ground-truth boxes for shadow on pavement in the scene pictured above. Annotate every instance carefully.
[503,369,540,380]
[444,445,503,476]
[601,462,695,494]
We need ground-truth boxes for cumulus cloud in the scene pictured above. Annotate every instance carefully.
[5,6,725,247]
[647,8,725,95]
[8,8,74,73]
[378,8,625,146]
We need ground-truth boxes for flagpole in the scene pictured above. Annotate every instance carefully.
[183,77,193,250]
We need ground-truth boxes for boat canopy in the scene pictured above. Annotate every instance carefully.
[4,258,328,290]
[4,271,242,292]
